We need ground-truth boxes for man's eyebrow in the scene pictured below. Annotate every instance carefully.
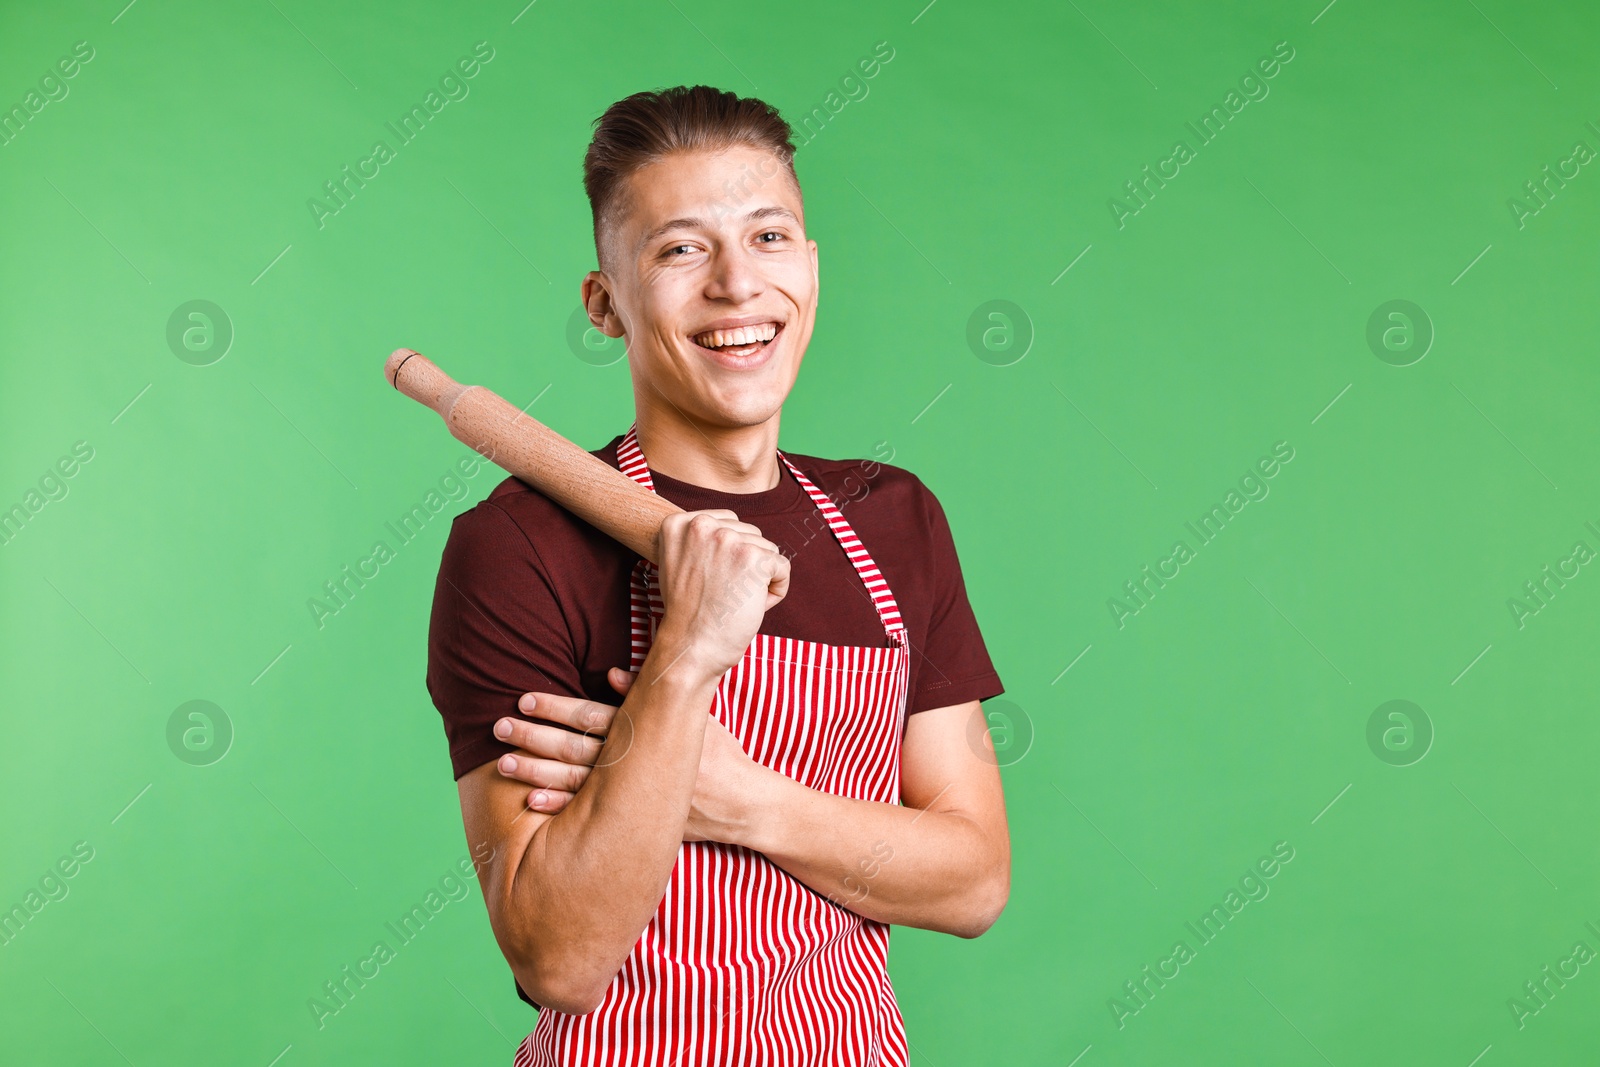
[636,206,801,253]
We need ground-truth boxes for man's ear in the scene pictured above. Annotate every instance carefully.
[808,239,819,296]
[581,272,626,338]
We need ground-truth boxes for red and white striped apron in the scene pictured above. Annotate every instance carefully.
[515,424,912,1067]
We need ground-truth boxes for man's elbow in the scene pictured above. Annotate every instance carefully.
[494,898,610,1014]
[531,979,608,1017]
[510,952,609,1016]
[955,869,1010,939]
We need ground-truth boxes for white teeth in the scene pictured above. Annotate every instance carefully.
[693,322,779,349]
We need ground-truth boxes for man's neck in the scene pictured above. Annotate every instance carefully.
[633,409,781,494]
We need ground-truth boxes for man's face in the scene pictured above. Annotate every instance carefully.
[583,144,818,431]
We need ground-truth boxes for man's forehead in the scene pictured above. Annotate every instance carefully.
[618,150,801,249]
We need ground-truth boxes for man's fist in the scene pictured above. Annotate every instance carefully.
[653,508,789,680]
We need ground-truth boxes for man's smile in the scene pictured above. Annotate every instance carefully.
[687,316,786,369]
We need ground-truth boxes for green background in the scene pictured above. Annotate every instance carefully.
[2,0,1597,1063]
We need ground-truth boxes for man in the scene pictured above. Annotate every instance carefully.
[426,84,1009,1066]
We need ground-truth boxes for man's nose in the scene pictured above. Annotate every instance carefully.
[705,246,763,302]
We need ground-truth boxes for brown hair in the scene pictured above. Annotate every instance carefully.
[583,85,801,269]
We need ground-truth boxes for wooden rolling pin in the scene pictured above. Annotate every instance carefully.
[384,347,681,563]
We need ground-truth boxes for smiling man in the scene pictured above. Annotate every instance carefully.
[425,85,1009,1066]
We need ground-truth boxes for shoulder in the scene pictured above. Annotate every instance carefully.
[442,435,629,565]
[782,450,942,525]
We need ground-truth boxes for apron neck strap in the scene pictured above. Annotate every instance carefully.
[617,423,906,644]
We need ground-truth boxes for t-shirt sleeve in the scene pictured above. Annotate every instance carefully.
[426,499,587,781]
[907,478,1005,714]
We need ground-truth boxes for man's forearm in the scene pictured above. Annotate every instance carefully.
[739,772,1008,938]
[509,638,719,1007]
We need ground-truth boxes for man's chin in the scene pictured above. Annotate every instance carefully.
[682,387,787,431]
[680,362,792,412]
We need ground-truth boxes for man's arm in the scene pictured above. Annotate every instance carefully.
[491,695,1010,938]
[457,642,718,1014]
[737,699,1010,937]
[454,508,789,1015]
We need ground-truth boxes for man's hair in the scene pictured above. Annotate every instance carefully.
[583,85,801,270]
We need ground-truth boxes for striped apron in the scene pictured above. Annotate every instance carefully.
[516,424,912,1067]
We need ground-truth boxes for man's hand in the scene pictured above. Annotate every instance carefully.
[655,509,790,680]
[492,667,635,814]
[494,667,768,845]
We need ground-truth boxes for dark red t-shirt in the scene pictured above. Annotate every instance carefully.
[426,434,1004,782]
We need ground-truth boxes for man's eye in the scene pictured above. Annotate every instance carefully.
[667,244,695,256]
[756,231,784,243]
